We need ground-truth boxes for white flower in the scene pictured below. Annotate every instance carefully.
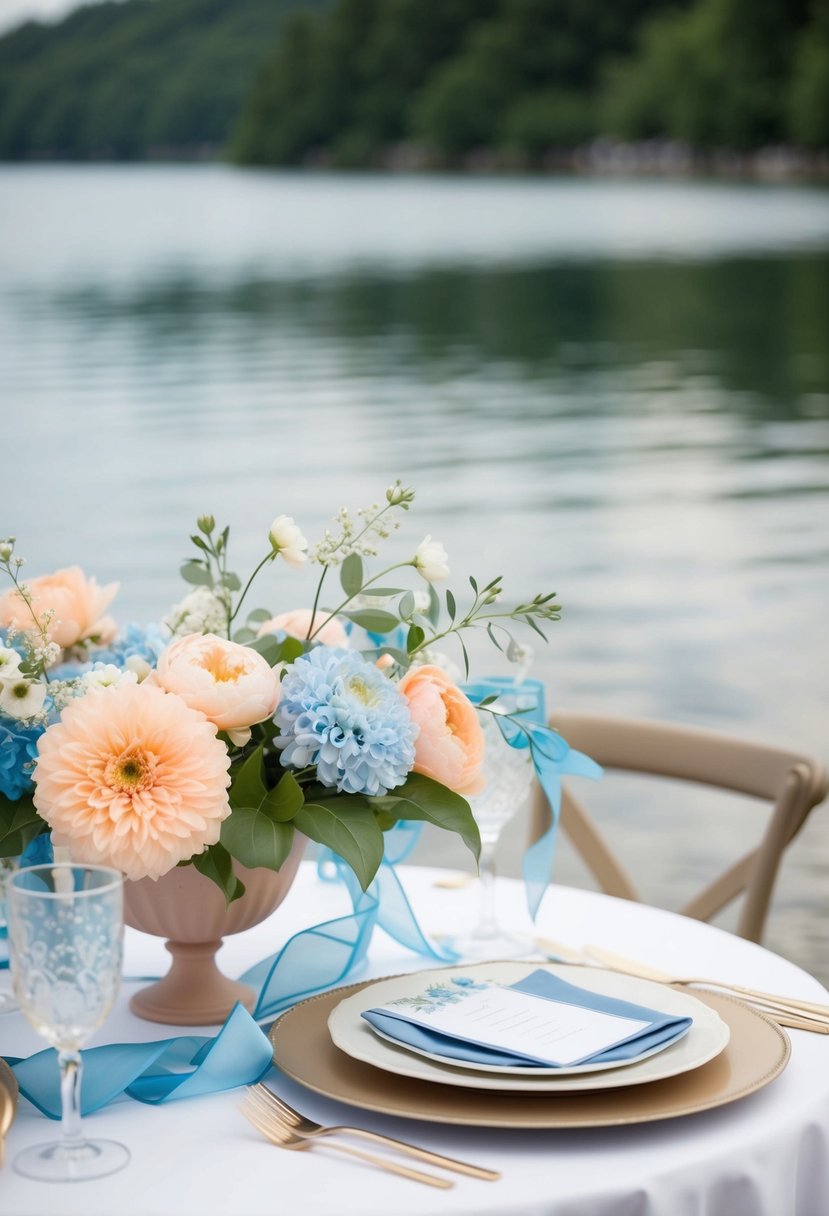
[269,515,308,568]
[124,655,152,682]
[0,677,46,719]
[163,587,229,639]
[413,535,450,582]
[0,645,21,679]
[81,664,138,692]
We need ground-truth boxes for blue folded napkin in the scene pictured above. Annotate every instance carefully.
[362,969,693,1069]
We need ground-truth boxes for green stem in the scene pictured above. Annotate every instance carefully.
[306,566,328,639]
[229,551,275,628]
[306,560,413,641]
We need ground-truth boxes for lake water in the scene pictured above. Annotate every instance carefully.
[1,166,828,979]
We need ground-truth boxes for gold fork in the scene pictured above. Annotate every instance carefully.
[251,1083,500,1181]
[239,1091,453,1189]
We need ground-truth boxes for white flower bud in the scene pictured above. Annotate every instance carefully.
[413,535,450,583]
[269,515,309,568]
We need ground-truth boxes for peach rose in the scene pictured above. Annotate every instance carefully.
[0,565,118,649]
[33,681,231,881]
[153,633,280,733]
[257,609,348,648]
[397,665,485,795]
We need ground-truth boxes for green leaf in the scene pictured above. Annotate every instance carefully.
[0,796,45,858]
[262,772,305,823]
[360,586,406,597]
[221,807,295,873]
[469,576,478,594]
[445,589,456,622]
[294,798,384,890]
[246,633,304,667]
[221,572,241,591]
[524,614,549,642]
[232,627,257,644]
[180,559,212,586]
[229,746,267,812]
[193,843,245,906]
[377,773,481,861]
[246,608,273,625]
[459,636,470,679]
[406,623,425,654]
[486,623,504,652]
[342,609,400,634]
[190,535,210,554]
[427,583,440,628]
[340,553,364,597]
[398,590,415,620]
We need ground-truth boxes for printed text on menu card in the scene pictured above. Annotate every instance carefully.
[379,986,652,1066]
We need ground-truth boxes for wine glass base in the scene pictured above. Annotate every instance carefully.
[0,990,18,1015]
[444,927,537,962]
[14,1138,130,1182]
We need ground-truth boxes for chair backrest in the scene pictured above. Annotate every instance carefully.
[531,711,829,942]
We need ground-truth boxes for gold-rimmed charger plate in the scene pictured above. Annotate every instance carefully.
[269,974,790,1129]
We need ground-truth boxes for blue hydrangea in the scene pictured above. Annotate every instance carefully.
[275,647,417,797]
[86,622,167,668]
[0,713,43,801]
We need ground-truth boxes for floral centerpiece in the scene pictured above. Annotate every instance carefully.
[0,484,561,907]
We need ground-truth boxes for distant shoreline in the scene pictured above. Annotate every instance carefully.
[3,141,828,183]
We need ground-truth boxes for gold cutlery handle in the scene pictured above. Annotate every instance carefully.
[322,1139,453,1188]
[720,982,829,1021]
[333,1126,500,1180]
[586,946,829,1022]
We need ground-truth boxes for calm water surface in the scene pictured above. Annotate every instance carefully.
[1,166,827,979]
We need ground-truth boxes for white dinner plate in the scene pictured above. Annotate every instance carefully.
[328,962,730,1093]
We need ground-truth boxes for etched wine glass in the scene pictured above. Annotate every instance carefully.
[447,683,539,960]
[6,863,130,1182]
[0,856,21,1014]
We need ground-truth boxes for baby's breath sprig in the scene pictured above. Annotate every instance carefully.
[0,536,57,682]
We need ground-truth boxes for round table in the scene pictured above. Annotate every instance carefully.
[3,862,829,1216]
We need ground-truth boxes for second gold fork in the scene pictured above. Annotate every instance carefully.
[250,1084,501,1181]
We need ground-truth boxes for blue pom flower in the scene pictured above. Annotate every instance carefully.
[86,622,167,668]
[0,713,43,801]
[275,647,417,797]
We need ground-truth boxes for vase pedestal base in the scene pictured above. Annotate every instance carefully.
[128,939,255,1026]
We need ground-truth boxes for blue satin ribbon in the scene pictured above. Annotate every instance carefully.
[4,825,452,1118]
[462,677,602,920]
[2,689,600,1118]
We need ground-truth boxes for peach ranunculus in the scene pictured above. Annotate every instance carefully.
[153,633,280,735]
[33,682,231,881]
[397,665,485,796]
[257,609,349,649]
[0,566,118,649]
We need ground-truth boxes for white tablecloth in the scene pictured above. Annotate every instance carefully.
[3,863,829,1216]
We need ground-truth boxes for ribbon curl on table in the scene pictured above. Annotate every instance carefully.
[462,677,602,920]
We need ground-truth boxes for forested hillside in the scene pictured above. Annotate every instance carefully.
[0,0,826,164]
[0,0,327,159]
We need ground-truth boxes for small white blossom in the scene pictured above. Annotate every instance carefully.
[164,587,229,639]
[409,647,463,682]
[412,590,431,614]
[81,664,138,692]
[269,515,309,568]
[413,535,450,583]
[0,646,22,679]
[124,655,152,682]
[0,677,46,720]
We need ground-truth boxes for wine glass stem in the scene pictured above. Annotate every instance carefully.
[58,1050,85,1152]
[476,839,499,939]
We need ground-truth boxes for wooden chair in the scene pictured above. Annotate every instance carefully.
[530,711,829,943]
